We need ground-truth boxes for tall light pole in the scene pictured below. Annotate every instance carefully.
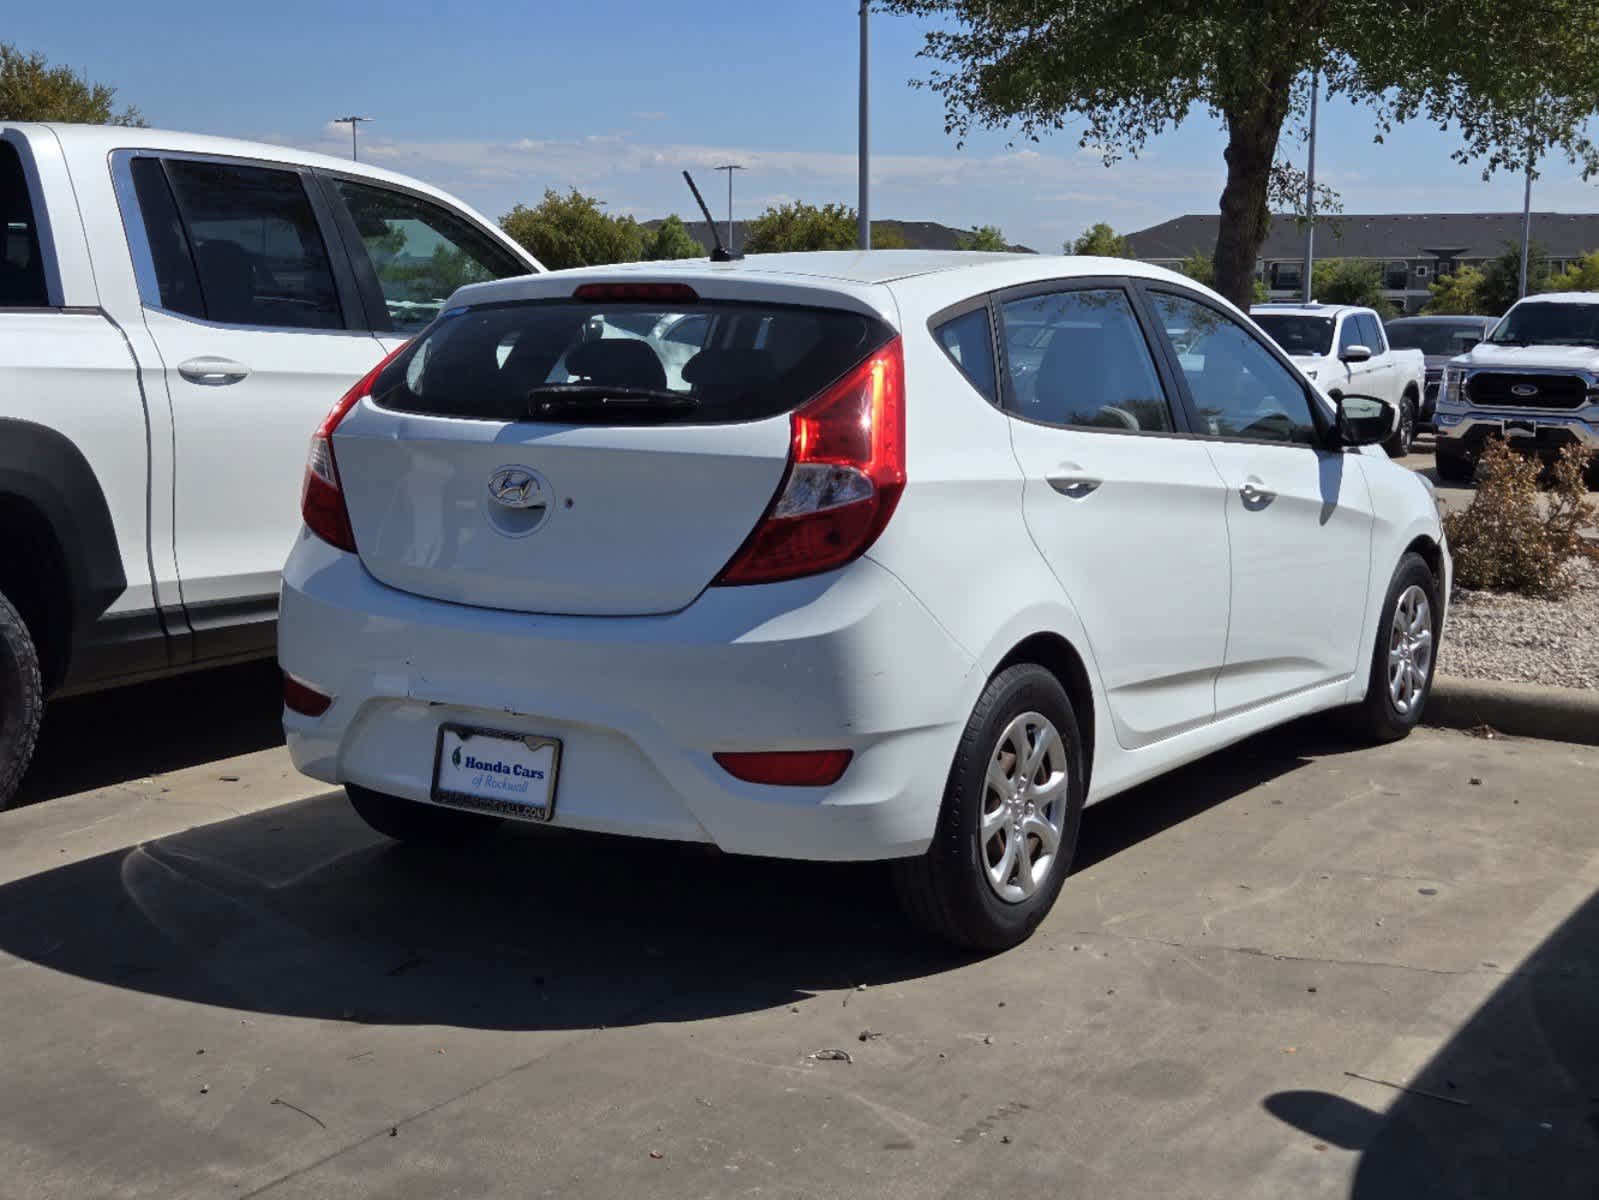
[858,1,871,249]
[1301,69,1319,303]
[332,115,372,162]
[714,164,744,255]
[1519,153,1536,299]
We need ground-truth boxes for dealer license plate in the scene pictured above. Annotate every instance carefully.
[431,724,560,821]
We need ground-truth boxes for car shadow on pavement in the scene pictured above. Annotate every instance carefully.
[15,660,285,808]
[1262,886,1599,1198]
[0,719,1357,1033]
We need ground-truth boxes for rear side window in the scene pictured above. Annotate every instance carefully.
[1357,313,1386,352]
[159,159,344,330]
[131,158,206,319]
[331,178,527,334]
[0,141,49,307]
[998,287,1172,432]
[932,307,997,403]
[375,300,894,425]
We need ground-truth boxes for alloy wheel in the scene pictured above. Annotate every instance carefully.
[980,712,1070,903]
[1387,584,1434,715]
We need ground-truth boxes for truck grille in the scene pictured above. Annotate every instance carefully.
[1466,372,1592,410]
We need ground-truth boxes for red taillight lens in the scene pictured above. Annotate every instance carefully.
[714,749,853,787]
[715,337,906,585]
[282,672,333,717]
[572,282,700,303]
[302,343,408,553]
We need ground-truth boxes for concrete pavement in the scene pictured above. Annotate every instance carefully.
[1,697,1596,1198]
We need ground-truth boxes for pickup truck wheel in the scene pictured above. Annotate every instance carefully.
[0,588,45,811]
[346,783,503,846]
[1383,394,1417,458]
[1435,446,1475,483]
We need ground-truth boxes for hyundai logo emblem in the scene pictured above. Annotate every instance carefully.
[1511,383,1539,397]
[487,466,548,510]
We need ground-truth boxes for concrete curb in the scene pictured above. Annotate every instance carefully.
[1426,675,1599,745]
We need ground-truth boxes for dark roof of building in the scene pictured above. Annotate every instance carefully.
[647,218,1034,255]
[1127,212,1599,262]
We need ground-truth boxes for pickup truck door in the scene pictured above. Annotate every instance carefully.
[124,155,383,657]
[1356,313,1402,404]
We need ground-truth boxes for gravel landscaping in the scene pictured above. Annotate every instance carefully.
[1439,557,1599,690]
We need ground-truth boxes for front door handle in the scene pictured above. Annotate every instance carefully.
[178,356,251,386]
[1047,468,1102,499]
[1239,478,1276,506]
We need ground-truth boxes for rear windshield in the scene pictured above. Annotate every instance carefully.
[1252,314,1335,356]
[1386,320,1490,355]
[373,299,894,424]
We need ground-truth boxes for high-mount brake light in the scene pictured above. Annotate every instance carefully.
[572,282,700,303]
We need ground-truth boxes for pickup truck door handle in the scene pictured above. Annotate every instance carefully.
[1238,478,1276,506]
[1046,464,1102,499]
[177,356,251,386]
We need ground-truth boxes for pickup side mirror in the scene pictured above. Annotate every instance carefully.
[1339,343,1373,364]
[1334,393,1397,447]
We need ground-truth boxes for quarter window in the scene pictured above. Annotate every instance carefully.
[931,306,998,404]
[156,159,344,330]
[332,179,526,333]
[1150,292,1320,445]
[998,288,1172,432]
[0,141,49,307]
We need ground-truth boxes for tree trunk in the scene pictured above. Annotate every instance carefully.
[1213,85,1292,310]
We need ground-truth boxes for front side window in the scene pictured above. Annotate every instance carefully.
[333,179,527,333]
[0,141,49,307]
[932,306,998,403]
[1357,313,1386,352]
[998,288,1172,432]
[1150,291,1320,445]
[1338,316,1363,354]
[159,159,344,330]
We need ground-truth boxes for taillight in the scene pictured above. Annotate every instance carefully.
[302,343,408,552]
[715,337,906,585]
[714,749,853,787]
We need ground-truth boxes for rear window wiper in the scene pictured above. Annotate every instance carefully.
[525,384,700,421]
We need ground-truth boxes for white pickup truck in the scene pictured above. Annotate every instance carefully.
[0,124,541,806]
[1251,303,1427,457]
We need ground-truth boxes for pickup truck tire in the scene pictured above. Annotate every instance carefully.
[0,588,44,811]
[1383,392,1418,458]
[346,783,503,847]
[1435,445,1475,483]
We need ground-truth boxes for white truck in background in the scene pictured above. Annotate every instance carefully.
[1251,303,1427,457]
[0,123,541,806]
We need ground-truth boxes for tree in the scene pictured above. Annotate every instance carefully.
[1310,258,1394,315]
[501,190,646,270]
[1425,266,1489,315]
[0,43,144,125]
[1478,240,1552,315]
[1552,249,1599,292]
[1069,223,1130,257]
[1177,251,1268,303]
[871,222,911,249]
[883,1,1599,309]
[744,202,859,253]
[959,224,1010,251]
[640,214,703,262]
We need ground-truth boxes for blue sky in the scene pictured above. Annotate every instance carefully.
[11,0,1598,251]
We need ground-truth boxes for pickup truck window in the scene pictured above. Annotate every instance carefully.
[157,160,344,331]
[130,159,207,319]
[0,141,49,307]
[1356,313,1386,352]
[1338,316,1363,354]
[1489,302,1599,347]
[331,179,526,334]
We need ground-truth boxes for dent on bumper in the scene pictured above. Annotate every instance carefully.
[278,536,974,861]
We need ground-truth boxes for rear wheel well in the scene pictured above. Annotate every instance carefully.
[0,495,72,692]
[995,633,1096,791]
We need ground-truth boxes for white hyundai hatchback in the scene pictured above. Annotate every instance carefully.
[280,251,1449,949]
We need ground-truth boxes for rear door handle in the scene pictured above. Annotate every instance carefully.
[1047,468,1102,499]
[178,356,251,386]
[1239,479,1276,506]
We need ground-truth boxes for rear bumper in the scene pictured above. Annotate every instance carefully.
[278,534,974,861]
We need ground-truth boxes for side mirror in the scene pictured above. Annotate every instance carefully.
[1339,344,1373,364]
[1335,393,1397,447]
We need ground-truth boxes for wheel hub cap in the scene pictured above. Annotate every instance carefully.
[980,712,1070,904]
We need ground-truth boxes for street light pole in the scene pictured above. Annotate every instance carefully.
[858,1,871,249]
[714,164,744,255]
[1301,69,1318,303]
[1519,154,1535,299]
[332,115,372,162]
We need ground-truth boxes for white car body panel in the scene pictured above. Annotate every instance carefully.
[280,253,1448,861]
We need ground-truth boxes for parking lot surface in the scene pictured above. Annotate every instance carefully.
[2,684,1595,1199]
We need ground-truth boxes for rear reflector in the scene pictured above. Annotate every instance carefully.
[713,749,853,787]
[572,282,699,303]
[282,673,333,717]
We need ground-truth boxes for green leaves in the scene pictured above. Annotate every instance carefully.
[1068,222,1131,256]
[500,192,702,270]
[0,43,144,125]
[744,203,860,253]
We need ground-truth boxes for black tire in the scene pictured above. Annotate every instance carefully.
[1383,393,1417,458]
[1341,552,1442,744]
[1434,445,1474,483]
[346,783,503,846]
[893,663,1086,951]
[0,588,44,811]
